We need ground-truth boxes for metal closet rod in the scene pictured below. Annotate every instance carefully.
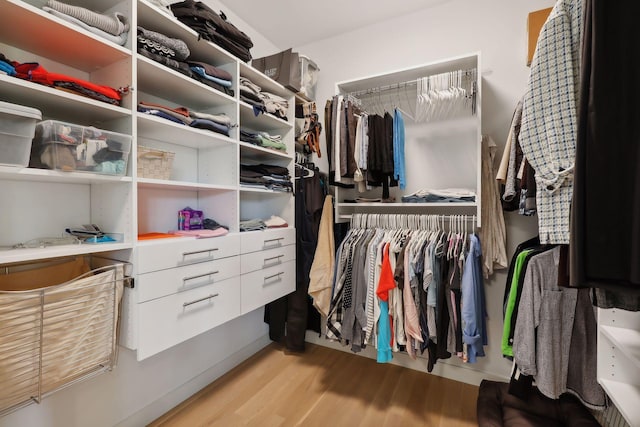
[344,68,477,98]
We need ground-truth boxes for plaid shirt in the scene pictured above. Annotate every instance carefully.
[519,0,583,244]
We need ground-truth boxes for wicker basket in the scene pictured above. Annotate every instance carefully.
[137,146,174,180]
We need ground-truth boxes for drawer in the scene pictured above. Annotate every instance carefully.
[137,276,241,360]
[241,244,295,275]
[240,228,295,254]
[241,260,295,314]
[137,256,240,303]
[137,234,240,274]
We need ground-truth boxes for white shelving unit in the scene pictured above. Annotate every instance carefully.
[0,0,296,367]
[598,308,640,427]
[332,53,482,225]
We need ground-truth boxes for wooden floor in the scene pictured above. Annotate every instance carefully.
[148,343,479,427]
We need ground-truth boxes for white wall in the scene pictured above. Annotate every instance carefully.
[294,0,555,383]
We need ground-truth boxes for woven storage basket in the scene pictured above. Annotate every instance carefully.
[137,146,174,180]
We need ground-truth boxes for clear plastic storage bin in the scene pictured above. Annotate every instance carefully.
[0,101,42,167]
[299,55,319,100]
[30,120,131,176]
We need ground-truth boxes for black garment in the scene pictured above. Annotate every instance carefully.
[170,0,253,62]
[265,174,324,350]
[570,0,640,307]
[138,47,194,78]
[367,113,397,198]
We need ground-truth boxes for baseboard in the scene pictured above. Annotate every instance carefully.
[116,334,271,427]
[305,331,508,386]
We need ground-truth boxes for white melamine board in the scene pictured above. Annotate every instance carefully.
[599,380,640,427]
[601,326,640,370]
[137,114,236,150]
[239,102,293,132]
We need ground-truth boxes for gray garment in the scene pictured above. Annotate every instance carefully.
[593,288,640,311]
[566,288,606,409]
[189,111,232,126]
[43,7,129,46]
[513,247,578,400]
[47,0,129,36]
[341,230,373,353]
[503,101,523,202]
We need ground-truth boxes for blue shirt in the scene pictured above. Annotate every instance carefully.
[461,234,487,363]
[393,109,406,189]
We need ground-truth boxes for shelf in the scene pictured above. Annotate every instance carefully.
[0,242,133,265]
[599,379,640,427]
[601,326,640,370]
[239,186,292,195]
[239,63,291,98]
[0,0,131,72]
[239,102,293,132]
[337,202,477,208]
[137,56,236,110]
[137,178,237,192]
[137,0,237,65]
[239,142,292,161]
[137,113,236,149]
[0,74,131,123]
[0,166,132,184]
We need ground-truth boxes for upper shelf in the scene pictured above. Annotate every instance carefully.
[337,52,479,93]
[0,0,131,72]
[0,242,133,265]
[0,166,133,184]
[239,142,292,162]
[136,56,235,110]
[137,0,237,66]
[601,325,640,371]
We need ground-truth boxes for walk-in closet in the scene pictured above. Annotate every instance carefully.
[0,0,637,426]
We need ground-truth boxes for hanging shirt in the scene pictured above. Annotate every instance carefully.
[393,108,406,189]
[518,0,583,244]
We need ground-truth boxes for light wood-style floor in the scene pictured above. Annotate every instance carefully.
[148,343,479,427]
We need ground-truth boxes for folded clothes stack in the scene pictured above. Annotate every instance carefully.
[239,77,288,121]
[9,60,122,105]
[187,61,234,97]
[43,0,130,46]
[138,101,233,137]
[239,219,267,232]
[137,26,193,77]
[239,129,286,153]
[401,188,476,203]
[170,0,253,62]
[240,163,292,192]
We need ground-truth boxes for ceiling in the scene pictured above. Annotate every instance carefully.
[218,0,448,49]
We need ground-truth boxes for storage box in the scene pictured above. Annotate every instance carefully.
[299,55,319,100]
[30,120,131,176]
[178,207,203,230]
[0,101,42,167]
[137,145,175,180]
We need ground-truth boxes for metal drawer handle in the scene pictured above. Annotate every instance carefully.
[264,272,284,282]
[183,271,219,282]
[183,293,219,308]
[263,255,284,264]
[263,237,284,247]
[183,248,219,257]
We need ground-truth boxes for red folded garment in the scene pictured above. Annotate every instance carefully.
[12,62,122,102]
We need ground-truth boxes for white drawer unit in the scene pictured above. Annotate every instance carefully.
[241,260,295,314]
[137,256,240,303]
[137,276,241,360]
[240,228,295,254]
[137,234,241,274]
[240,244,296,275]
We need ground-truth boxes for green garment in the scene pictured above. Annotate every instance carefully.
[501,249,533,357]
[257,136,287,152]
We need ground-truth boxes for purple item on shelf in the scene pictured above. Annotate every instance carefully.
[178,207,204,230]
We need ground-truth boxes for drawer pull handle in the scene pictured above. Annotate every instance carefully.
[263,237,284,247]
[264,272,284,282]
[183,271,219,283]
[183,293,219,308]
[183,248,219,257]
[263,255,284,265]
